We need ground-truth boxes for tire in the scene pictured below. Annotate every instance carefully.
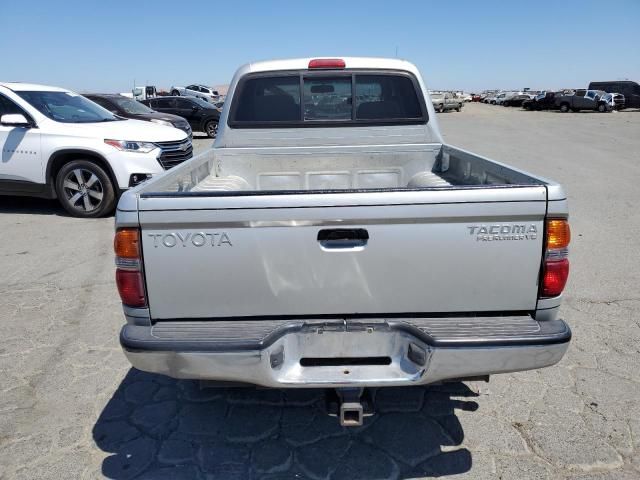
[597,103,607,113]
[438,104,444,113]
[559,103,570,113]
[456,104,461,112]
[205,120,219,138]
[171,90,180,96]
[55,160,116,218]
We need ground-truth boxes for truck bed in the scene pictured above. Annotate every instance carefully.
[138,143,545,197]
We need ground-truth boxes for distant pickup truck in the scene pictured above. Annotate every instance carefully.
[430,92,463,112]
[114,57,571,426]
[555,89,611,112]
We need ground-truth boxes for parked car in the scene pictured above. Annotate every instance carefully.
[142,96,221,138]
[115,57,571,427]
[170,84,220,103]
[492,92,506,105]
[471,93,483,102]
[481,91,498,103]
[602,93,625,110]
[522,91,559,110]
[0,82,191,217]
[84,94,192,136]
[485,92,502,104]
[431,92,463,112]
[555,89,610,112]
[495,92,521,105]
[588,81,640,109]
[503,93,533,107]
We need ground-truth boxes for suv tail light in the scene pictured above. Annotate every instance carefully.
[541,219,570,297]
[114,228,146,307]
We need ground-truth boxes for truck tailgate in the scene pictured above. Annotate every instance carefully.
[138,187,546,320]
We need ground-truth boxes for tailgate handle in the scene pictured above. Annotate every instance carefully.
[317,228,369,250]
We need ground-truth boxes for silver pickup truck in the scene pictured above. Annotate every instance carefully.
[114,57,571,426]
[430,92,463,112]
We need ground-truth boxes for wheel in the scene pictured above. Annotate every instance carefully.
[559,103,570,113]
[55,160,116,218]
[438,104,444,113]
[597,103,607,112]
[171,90,180,96]
[456,104,461,112]
[205,120,219,138]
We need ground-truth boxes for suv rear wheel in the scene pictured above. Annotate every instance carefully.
[205,120,218,138]
[171,89,180,96]
[55,160,116,218]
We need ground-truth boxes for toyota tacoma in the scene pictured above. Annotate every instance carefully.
[114,58,571,426]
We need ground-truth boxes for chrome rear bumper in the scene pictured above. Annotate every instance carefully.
[121,317,570,388]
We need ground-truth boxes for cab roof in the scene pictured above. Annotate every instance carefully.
[239,57,420,76]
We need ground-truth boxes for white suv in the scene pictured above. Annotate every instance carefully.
[170,84,220,103]
[0,82,192,217]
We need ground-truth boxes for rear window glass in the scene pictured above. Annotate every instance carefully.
[234,76,301,122]
[355,75,422,119]
[304,77,351,121]
[231,71,425,126]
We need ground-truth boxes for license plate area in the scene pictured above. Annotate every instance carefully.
[300,357,392,367]
[267,321,432,386]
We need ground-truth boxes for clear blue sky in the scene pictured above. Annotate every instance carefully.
[2,0,638,93]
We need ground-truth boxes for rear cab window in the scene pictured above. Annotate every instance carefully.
[229,70,427,127]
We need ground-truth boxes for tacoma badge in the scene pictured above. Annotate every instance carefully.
[468,224,538,242]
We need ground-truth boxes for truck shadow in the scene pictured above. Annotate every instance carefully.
[0,195,116,218]
[93,369,477,479]
[0,195,63,215]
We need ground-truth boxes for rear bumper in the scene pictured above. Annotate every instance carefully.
[121,316,570,388]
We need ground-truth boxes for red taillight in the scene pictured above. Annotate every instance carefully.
[115,228,146,307]
[115,270,147,307]
[308,58,346,69]
[540,219,570,298]
[542,259,569,297]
